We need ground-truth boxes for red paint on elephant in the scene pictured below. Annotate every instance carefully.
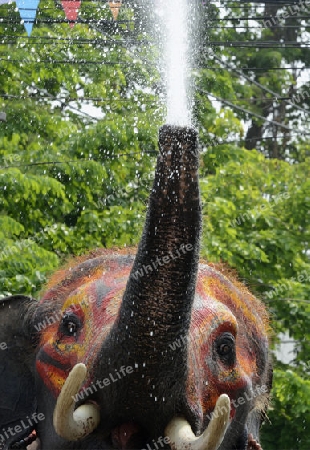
[186,264,269,429]
[35,249,135,397]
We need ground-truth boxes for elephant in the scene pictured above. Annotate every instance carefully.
[0,125,272,450]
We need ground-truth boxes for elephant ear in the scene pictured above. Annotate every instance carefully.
[0,295,37,448]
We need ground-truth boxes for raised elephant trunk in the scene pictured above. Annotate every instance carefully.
[96,125,202,434]
[117,124,200,349]
[51,126,232,450]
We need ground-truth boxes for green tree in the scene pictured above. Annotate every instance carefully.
[0,0,161,295]
[195,0,310,161]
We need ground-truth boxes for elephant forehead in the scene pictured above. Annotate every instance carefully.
[39,251,134,305]
[61,278,126,327]
[191,296,238,335]
[195,264,269,337]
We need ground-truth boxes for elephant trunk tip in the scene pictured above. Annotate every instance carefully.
[159,124,198,149]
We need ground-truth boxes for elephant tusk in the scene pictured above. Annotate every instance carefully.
[53,363,100,441]
[165,394,230,450]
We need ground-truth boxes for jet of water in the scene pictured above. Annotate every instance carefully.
[161,0,191,126]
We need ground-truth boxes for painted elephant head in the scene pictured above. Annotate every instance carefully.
[0,126,271,450]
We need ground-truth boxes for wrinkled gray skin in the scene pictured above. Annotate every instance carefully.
[0,126,271,450]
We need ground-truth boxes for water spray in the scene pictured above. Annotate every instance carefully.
[160,0,191,126]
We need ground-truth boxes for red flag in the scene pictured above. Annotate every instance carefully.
[61,1,81,28]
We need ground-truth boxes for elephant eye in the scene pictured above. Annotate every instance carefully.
[60,312,81,337]
[219,343,231,355]
[216,333,235,364]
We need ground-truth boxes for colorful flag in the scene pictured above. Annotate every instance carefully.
[15,0,39,35]
[61,1,81,28]
[108,0,122,21]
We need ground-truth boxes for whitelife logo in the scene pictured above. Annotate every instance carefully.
[71,365,134,403]
[132,244,193,280]
[0,413,45,443]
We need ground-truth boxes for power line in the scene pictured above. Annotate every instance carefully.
[2,36,310,49]
[207,41,310,47]
[1,133,307,172]
[226,66,310,71]
[0,152,158,170]
[208,14,310,20]
[2,14,310,23]
[2,28,310,46]
[212,133,307,142]
[198,88,310,134]
[1,59,309,70]
[211,54,310,116]
[2,23,310,32]
[0,35,143,43]
[0,94,160,102]
[237,0,306,3]
[0,17,134,24]
[0,58,132,65]
[1,93,309,108]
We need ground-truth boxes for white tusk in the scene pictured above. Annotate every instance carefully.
[53,363,100,441]
[165,394,231,450]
